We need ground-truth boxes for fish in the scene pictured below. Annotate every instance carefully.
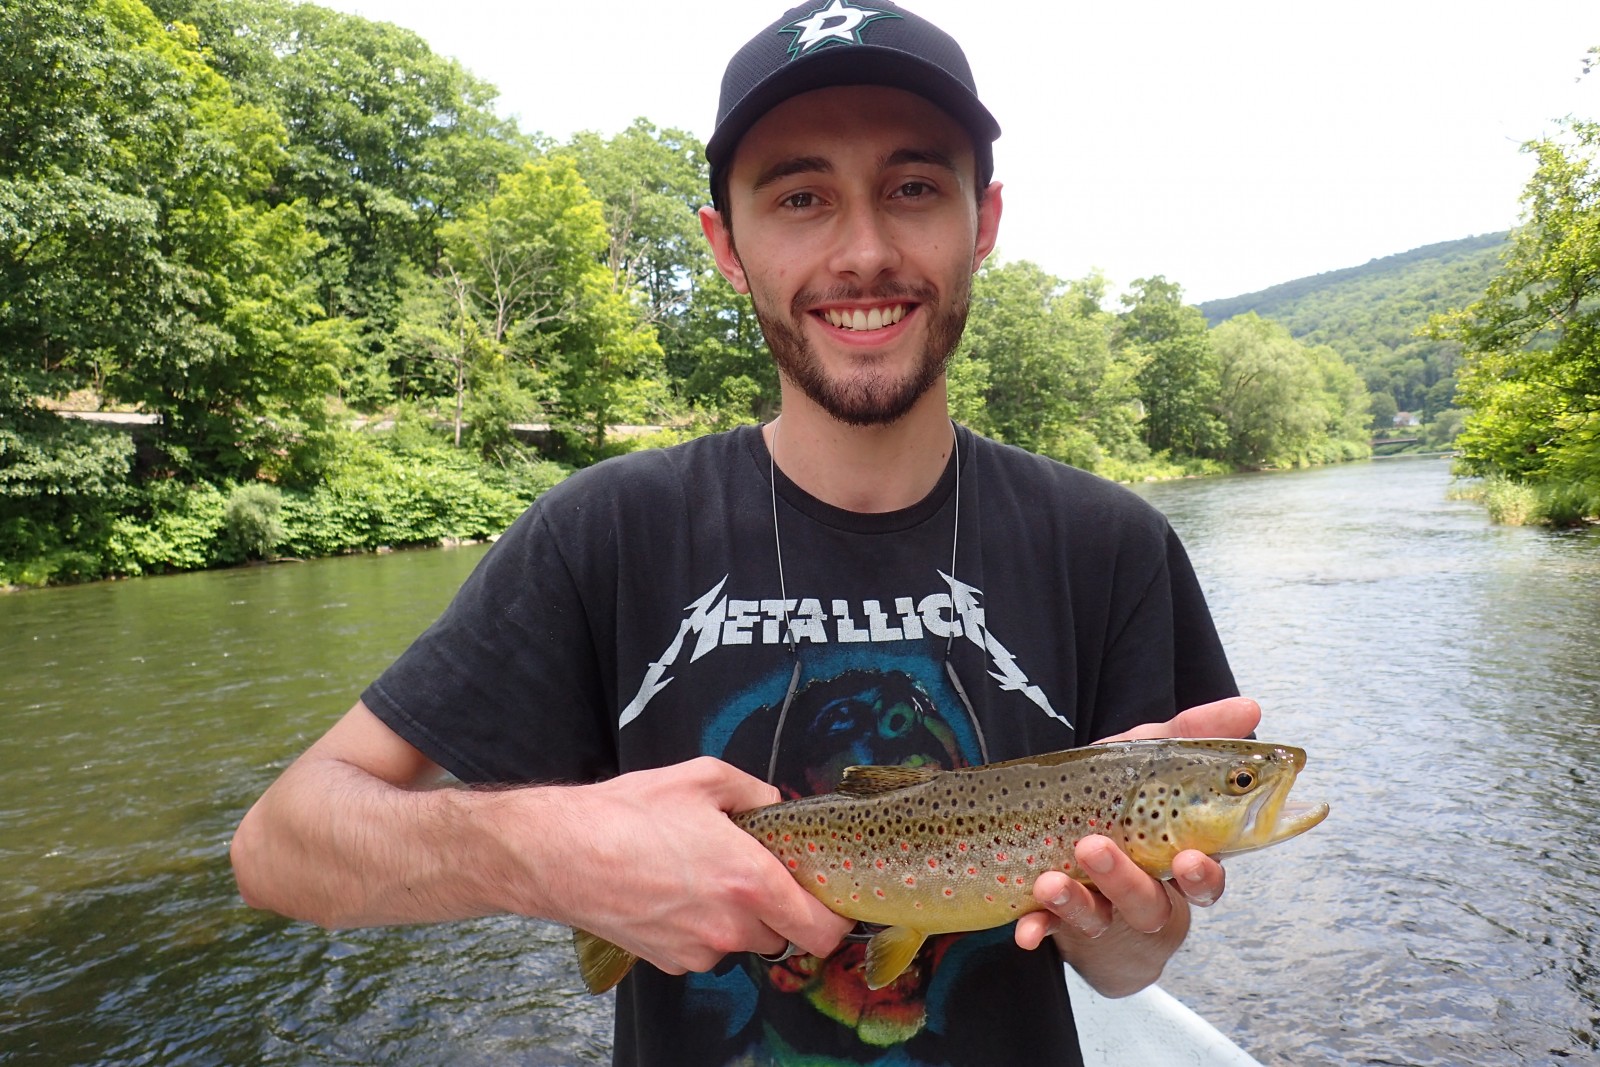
[573,737,1328,994]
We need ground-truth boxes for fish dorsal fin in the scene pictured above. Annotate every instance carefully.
[836,764,943,797]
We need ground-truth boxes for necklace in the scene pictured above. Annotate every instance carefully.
[764,418,988,784]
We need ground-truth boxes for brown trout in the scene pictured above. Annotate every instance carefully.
[574,738,1328,993]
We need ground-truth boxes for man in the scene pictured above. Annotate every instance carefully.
[231,3,1255,1063]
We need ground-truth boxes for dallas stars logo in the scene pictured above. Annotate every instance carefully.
[781,0,900,59]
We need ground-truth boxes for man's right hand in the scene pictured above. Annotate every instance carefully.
[230,702,852,975]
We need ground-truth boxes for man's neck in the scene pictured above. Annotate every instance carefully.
[763,385,955,514]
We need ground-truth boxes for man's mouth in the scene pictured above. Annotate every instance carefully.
[819,304,909,332]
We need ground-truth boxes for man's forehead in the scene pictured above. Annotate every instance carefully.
[730,84,973,179]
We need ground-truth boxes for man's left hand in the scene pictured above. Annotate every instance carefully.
[1011,695,1259,997]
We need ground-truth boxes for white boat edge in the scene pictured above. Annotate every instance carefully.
[1066,966,1265,1067]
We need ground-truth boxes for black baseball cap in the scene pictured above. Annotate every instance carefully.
[707,1,1001,206]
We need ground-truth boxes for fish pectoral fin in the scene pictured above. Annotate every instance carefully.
[863,925,928,990]
[837,764,943,797]
[573,928,637,994]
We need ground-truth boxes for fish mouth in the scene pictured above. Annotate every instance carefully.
[1243,785,1330,849]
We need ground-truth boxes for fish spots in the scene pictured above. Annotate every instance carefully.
[967,866,978,876]
[943,888,955,898]
[786,859,799,870]
[904,876,917,887]
[817,873,828,885]
[927,857,940,870]
[842,859,853,871]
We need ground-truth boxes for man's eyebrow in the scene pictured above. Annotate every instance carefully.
[752,156,833,192]
[748,147,960,192]
[882,147,959,173]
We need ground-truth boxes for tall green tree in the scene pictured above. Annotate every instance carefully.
[1211,313,1369,467]
[1,0,340,480]
[151,0,532,404]
[957,262,1143,469]
[436,157,663,455]
[1116,276,1225,457]
[1433,118,1600,485]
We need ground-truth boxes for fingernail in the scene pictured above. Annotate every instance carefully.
[1084,848,1114,875]
[1051,892,1071,908]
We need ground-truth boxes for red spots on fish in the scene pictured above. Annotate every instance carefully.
[995,852,1008,862]
[807,841,817,853]
[966,866,978,876]
[1025,855,1036,866]
[1014,823,1024,832]
[766,832,776,842]
[984,894,995,903]
[1087,819,1097,827]
[900,841,911,852]
[914,900,924,910]
[786,859,799,871]
[854,832,863,842]
[957,842,968,852]
[783,833,793,843]
[842,859,853,871]
[943,888,955,898]
[996,874,1008,885]
[905,876,917,887]
[875,858,886,870]
[817,873,828,885]
[875,888,886,898]
[927,857,939,870]
[851,892,860,902]
[1043,837,1055,847]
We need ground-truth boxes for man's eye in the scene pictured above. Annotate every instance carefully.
[894,181,932,199]
[781,192,816,210]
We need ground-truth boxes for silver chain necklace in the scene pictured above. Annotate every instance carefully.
[764,418,989,784]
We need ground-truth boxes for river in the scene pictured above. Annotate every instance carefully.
[1,455,1596,1065]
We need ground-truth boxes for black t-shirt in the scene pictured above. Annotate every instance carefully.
[364,424,1236,1067]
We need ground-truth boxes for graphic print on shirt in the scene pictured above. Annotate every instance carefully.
[619,571,1060,1065]
[619,572,1069,733]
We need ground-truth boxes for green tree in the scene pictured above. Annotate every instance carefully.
[151,0,532,404]
[1433,118,1600,486]
[957,262,1142,469]
[1211,313,1371,467]
[1116,276,1226,457]
[1,0,341,481]
[438,157,663,456]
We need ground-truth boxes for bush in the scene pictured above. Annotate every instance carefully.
[223,484,286,560]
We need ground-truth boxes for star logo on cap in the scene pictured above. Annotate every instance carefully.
[781,0,899,59]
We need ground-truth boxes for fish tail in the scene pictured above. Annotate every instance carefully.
[572,928,637,994]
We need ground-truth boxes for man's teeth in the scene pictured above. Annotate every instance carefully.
[822,305,908,331]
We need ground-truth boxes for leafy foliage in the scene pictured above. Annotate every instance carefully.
[1434,120,1600,501]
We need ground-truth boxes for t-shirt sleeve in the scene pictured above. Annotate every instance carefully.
[1082,522,1238,741]
[361,500,617,785]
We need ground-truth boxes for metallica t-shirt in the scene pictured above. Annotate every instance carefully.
[363,423,1236,1067]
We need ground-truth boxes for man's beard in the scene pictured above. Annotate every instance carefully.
[751,278,971,427]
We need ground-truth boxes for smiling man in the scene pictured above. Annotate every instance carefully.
[231,4,1252,1065]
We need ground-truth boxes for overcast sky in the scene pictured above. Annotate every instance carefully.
[322,0,1599,302]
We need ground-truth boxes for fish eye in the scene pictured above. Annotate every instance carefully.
[1226,767,1257,794]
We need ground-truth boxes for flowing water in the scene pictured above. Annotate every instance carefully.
[1,456,1596,1065]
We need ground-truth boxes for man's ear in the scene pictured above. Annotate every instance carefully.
[972,181,1003,273]
[699,205,750,294]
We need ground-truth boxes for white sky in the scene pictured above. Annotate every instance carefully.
[322,0,1599,302]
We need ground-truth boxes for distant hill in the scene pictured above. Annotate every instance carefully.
[1197,233,1510,423]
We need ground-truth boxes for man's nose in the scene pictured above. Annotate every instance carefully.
[827,201,902,281]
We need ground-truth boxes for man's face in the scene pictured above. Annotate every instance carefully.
[701,85,1002,426]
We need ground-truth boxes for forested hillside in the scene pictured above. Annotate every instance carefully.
[1,0,1377,586]
[1199,234,1509,430]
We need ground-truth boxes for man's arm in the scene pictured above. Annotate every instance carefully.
[1013,696,1262,997]
[230,701,854,974]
